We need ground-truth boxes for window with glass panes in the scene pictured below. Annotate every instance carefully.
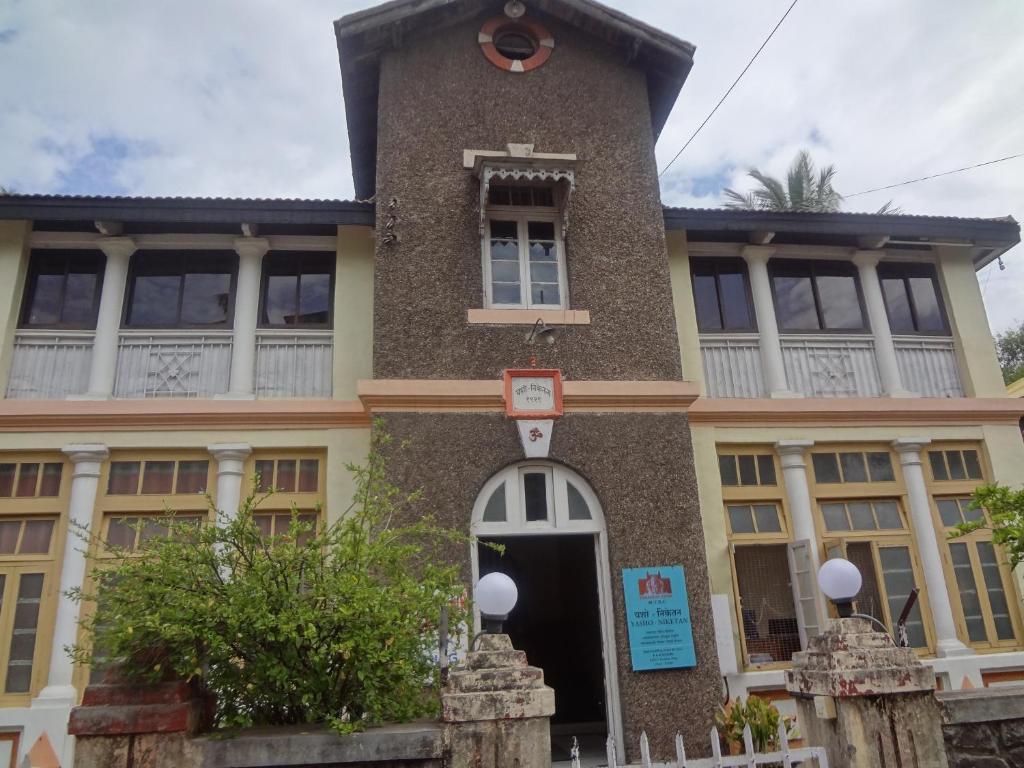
[123,252,236,328]
[483,184,566,309]
[925,445,1020,649]
[20,250,104,329]
[247,453,325,537]
[0,454,68,701]
[769,260,868,332]
[259,252,334,327]
[878,263,948,335]
[690,258,756,333]
[812,446,931,650]
[719,447,801,667]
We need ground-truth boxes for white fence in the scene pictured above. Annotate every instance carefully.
[893,336,963,398]
[780,335,881,398]
[255,330,333,398]
[699,335,766,398]
[6,330,93,399]
[592,723,827,768]
[114,330,232,398]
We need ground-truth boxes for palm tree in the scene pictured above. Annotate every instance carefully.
[723,150,899,214]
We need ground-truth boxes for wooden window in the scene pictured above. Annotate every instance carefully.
[0,462,63,499]
[811,451,894,484]
[102,513,204,553]
[253,512,319,546]
[259,252,334,328]
[719,453,777,487]
[106,459,210,496]
[819,499,905,532]
[253,458,320,494]
[769,260,868,332]
[691,258,756,333]
[123,251,237,329]
[927,449,983,482]
[878,263,948,335]
[20,250,104,329]
[246,454,326,533]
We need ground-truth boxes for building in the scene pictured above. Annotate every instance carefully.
[0,0,1021,764]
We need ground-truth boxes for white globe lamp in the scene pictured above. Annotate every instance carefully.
[475,572,518,633]
[818,558,862,618]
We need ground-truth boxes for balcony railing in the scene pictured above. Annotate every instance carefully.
[699,334,766,398]
[113,331,233,399]
[255,330,333,398]
[894,336,964,398]
[6,330,93,399]
[780,334,882,398]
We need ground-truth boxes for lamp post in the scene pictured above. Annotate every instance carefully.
[474,572,518,634]
[817,557,862,618]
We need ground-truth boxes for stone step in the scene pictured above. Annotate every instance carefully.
[464,649,528,670]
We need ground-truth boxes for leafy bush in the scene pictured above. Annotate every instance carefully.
[70,430,469,733]
[950,483,1024,570]
[715,696,792,753]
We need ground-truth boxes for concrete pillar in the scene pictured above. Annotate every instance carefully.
[207,444,251,522]
[442,633,555,768]
[29,444,108,768]
[892,438,971,658]
[83,238,135,399]
[0,220,31,397]
[742,245,796,398]
[787,617,949,768]
[777,440,828,623]
[334,226,373,400]
[852,250,913,398]
[224,238,268,399]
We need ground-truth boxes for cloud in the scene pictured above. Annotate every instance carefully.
[0,0,1021,331]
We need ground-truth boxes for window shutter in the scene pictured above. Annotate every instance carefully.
[787,540,823,649]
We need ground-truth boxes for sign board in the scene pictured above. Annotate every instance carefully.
[622,565,696,671]
[503,369,563,419]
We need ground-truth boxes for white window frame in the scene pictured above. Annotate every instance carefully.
[482,208,568,310]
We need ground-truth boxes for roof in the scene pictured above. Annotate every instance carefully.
[1008,378,1024,398]
[0,194,374,236]
[665,207,1021,269]
[335,0,696,200]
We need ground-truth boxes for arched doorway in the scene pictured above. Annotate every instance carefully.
[471,462,624,762]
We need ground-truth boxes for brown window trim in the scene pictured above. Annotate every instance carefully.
[690,257,758,334]
[122,250,238,330]
[19,250,105,331]
[877,262,951,337]
[257,251,335,330]
[769,258,871,335]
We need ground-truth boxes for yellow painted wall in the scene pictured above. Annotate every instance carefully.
[666,230,705,393]
[936,244,1006,398]
[334,225,375,399]
[0,221,30,396]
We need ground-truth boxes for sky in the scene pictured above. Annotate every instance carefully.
[0,0,1022,333]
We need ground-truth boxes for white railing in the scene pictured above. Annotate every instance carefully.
[113,330,232,398]
[699,334,766,398]
[6,330,94,399]
[894,336,964,398]
[255,330,333,398]
[780,335,881,398]
[596,723,827,768]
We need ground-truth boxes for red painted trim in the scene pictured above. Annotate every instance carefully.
[504,369,564,418]
[479,17,553,73]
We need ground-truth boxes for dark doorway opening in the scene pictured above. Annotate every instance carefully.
[478,534,607,740]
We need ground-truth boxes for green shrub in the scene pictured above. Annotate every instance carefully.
[70,430,469,733]
[715,696,793,752]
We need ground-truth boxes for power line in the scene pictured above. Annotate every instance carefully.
[658,0,801,178]
[846,153,1024,198]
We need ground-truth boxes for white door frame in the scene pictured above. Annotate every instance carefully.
[470,462,625,763]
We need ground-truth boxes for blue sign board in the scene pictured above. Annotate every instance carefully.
[622,566,696,671]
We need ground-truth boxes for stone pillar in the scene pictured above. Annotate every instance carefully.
[69,666,206,768]
[82,238,135,399]
[207,444,252,522]
[892,438,971,658]
[223,238,268,399]
[777,440,828,626]
[742,245,795,398]
[442,634,555,768]
[787,617,948,768]
[852,251,913,398]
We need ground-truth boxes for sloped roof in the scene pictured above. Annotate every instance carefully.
[335,0,696,199]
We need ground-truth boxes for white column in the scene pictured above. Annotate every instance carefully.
[81,238,135,399]
[35,444,109,705]
[853,250,913,397]
[742,245,797,398]
[208,444,252,522]
[223,238,269,399]
[777,440,828,619]
[892,438,972,658]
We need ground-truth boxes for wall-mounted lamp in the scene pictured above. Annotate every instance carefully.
[526,318,558,346]
[817,558,862,618]
[475,572,518,634]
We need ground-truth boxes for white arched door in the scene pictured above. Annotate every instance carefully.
[471,462,624,759]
